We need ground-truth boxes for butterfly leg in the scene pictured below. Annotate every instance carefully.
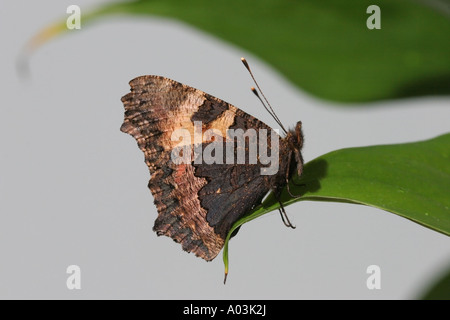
[286,180,303,198]
[277,201,296,229]
[285,151,303,198]
[273,187,296,229]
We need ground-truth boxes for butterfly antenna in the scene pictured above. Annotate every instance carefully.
[241,57,288,134]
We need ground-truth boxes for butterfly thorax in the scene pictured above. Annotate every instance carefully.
[284,121,304,179]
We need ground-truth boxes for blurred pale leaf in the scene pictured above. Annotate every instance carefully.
[28,0,450,103]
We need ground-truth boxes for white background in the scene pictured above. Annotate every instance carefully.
[0,1,449,299]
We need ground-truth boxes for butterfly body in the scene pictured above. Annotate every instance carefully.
[121,75,303,260]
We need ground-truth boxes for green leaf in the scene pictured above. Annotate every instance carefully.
[223,133,450,281]
[27,0,450,102]
[420,265,450,300]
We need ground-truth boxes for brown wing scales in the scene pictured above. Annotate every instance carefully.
[121,75,289,261]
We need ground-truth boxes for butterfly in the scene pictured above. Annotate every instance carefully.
[120,58,304,261]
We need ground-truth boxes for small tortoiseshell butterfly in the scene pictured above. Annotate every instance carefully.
[120,59,304,261]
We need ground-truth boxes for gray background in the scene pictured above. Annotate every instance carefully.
[1,1,449,299]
